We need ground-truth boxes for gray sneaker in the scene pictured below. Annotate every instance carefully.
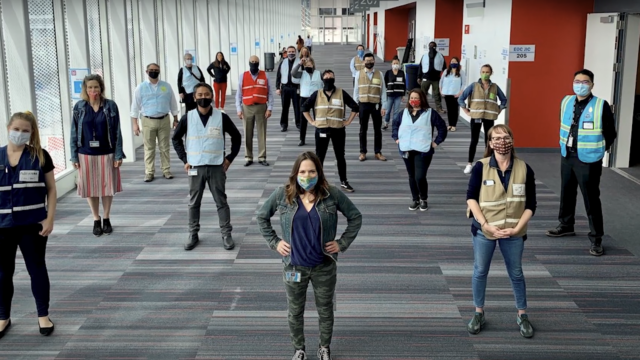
[292,349,307,360]
[467,311,485,334]
[517,314,534,338]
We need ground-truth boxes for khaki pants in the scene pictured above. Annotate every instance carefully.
[242,103,267,161]
[141,115,171,175]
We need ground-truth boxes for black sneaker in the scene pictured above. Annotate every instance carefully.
[93,217,103,237]
[517,314,534,338]
[590,240,604,256]
[546,224,576,237]
[409,201,420,211]
[184,233,200,251]
[317,346,332,360]
[292,349,307,360]
[102,218,113,235]
[467,311,485,334]
[419,200,428,211]
[340,181,354,192]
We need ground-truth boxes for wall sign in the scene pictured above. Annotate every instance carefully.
[464,25,470,34]
[255,38,260,48]
[184,49,197,64]
[230,42,238,55]
[270,37,274,44]
[434,38,449,56]
[69,68,90,100]
[461,44,467,58]
[509,45,535,62]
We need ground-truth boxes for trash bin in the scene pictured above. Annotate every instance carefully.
[264,52,275,71]
[404,63,420,91]
[396,47,406,61]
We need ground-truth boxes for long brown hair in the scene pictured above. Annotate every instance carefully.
[213,52,229,68]
[285,152,330,205]
[80,74,106,103]
[483,124,516,158]
[445,56,462,77]
[9,111,46,166]
[405,88,430,111]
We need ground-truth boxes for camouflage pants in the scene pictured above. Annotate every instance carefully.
[283,259,337,350]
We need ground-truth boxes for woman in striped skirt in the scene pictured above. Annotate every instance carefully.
[70,74,125,237]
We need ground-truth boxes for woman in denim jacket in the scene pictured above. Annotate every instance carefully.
[257,151,361,360]
[70,74,125,237]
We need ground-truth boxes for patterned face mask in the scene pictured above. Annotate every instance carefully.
[297,176,318,191]
[492,140,513,155]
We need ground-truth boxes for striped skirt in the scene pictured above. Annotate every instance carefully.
[77,153,123,198]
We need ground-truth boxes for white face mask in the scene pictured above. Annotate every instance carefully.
[9,130,30,146]
[185,59,193,66]
[392,64,400,70]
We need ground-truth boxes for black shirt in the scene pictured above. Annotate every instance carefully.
[9,148,54,174]
[301,88,359,114]
[566,95,617,154]
[172,107,242,164]
[206,62,230,83]
[177,66,206,94]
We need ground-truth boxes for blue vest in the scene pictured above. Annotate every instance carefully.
[139,80,173,117]
[398,109,433,153]
[182,66,202,94]
[300,70,322,98]
[0,146,48,228]
[186,109,225,166]
[560,95,605,163]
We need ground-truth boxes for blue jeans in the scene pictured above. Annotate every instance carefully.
[384,96,403,124]
[472,230,527,310]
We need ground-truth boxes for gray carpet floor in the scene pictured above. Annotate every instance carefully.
[3,44,640,360]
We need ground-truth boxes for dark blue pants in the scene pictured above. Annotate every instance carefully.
[0,224,50,319]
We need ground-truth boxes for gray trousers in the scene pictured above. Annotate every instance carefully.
[188,164,232,236]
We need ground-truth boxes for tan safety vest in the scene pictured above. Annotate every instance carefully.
[467,157,528,240]
[358,70,382,104]
[353,56,364,72]
[469,82,500,120]
[314,88,345,129]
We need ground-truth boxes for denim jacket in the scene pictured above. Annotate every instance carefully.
[257,184,362,266]
[70,99,125,163]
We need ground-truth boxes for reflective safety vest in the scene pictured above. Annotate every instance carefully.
[186,109,225,166]
[139,80,174,117]
[242,71,269,106]
[279,59,301,85]
[469,82,500,120]
[559,95,605,163]
[0,146,48,228]
[398,108,433,153]
[300,70,322,98]
[357,70,383,104]
[182,66,202,94]
[353,56,364,72]
[314,88,345,129]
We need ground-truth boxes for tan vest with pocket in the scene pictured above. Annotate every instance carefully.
[358,70,382,104]
[314,88,345,129]
[469,82,500,120]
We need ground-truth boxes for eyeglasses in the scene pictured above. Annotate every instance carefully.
[491,136,512,142]
[573,80,591,85]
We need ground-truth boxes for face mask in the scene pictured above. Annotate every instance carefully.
[148,71,160,79]
[185,60,192,66]
[364,63,374,69]
[88,89,100,99]
[450,63,459,68]
[249,62,259,75]
[409,99,421,108]
[304,67,314,74]
[392,64,400,70]
[573,83,590,97]
[480,73,491,81]
[8,130,30,146]
[357,50,364,57]
[288,53,296,60]
[493,141,513,155]
[196,98,213,108]
[297,175,318,191]
[429,46,436,52]
[322,78,335,91]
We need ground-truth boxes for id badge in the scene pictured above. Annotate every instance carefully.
[208,127,221,136]
[483,179,495,186]
[567,134,574,148]
[512,184,526,196]
[188,169,198,176]
[285,271,301,282]
[90,140,100,147]
[19,170,39,182]
[474,118,483,124]
[402,151,410,159]
[583,121,594,130]
[297,88,300,95]
[257,79,266,85]
[372,78,381,85]
[331,99,342,106]
[396,77,403,82]
[319,133,327,138]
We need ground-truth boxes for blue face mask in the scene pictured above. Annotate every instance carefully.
[357,50,364,58]
[573,83,590,97]
[297,176,318,191]
[450,63,459,68]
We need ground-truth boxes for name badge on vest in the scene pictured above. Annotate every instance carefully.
[583,121,594,130]
[90,140,100,147]
[188,169,198,176]
[512,184,526,196]
[372,78,381,85]
[19,170,39,182]
[483,180,495,186]
[396,77,403,82]
[208,127,221,136]
[331,99,342,106]
[285,271,301,282]
[257,79,266,85]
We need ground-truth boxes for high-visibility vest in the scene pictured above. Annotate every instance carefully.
[314,88,345,129]
[357,70,383,104]
[241,71,269,106]
[398,108,433,153]
[469,82,500,120]
[559,95,605,163]
[186,109,225,166]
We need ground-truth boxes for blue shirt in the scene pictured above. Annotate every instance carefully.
[78,103,114,156]
[290,198,324,267]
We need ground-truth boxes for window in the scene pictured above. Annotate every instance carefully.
[126,0,137,91]
[86,0,103,76]
[318,8,335,15]
[341,8,354,16]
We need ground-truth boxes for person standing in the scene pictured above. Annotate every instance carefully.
[177,52,205,113]
[382,56,406,130]
[418,42,447,113]
[296,35,304,52]
[70,74,124,237]
[392,89,447,211]
[354,53,388,161]
[256,151,362,360]
[131,63,179,182]
[302,69,359,193]
[350,45,366,86]
[173,83,242,251]
[304,35,313,54]
[546,69,617,256]
[440,56,466,132]
[292,56,322,146]
[0,111,57,338]
[236,55,274,167]
[207,52,231,111]
[458,64,508,175]
[276,46,302,132]
[465,124,537,339]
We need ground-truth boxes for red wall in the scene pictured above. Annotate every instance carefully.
[509,0,594,148]
[366,14,370,49]
[434,0,463,65]
[384,7,410,61]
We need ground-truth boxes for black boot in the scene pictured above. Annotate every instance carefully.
[223,235,235,250]
[184,233,200,251]
[93,217,103,237]
[102,218,113,235]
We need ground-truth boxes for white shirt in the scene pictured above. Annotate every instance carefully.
[304,38,312,47]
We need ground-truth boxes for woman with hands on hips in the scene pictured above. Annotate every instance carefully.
[465,124,537,339]
[256,151,362,360]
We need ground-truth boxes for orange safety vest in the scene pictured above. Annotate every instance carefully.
[242,71,269,106]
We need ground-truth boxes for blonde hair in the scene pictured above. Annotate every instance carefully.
[305,57,316,70]
[483,124,516,158]
[299,47,310,59]
[9,111,46,166]
[81,74,106,103]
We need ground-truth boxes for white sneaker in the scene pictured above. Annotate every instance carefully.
[292,349,307,360]
[464,164,473,174]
